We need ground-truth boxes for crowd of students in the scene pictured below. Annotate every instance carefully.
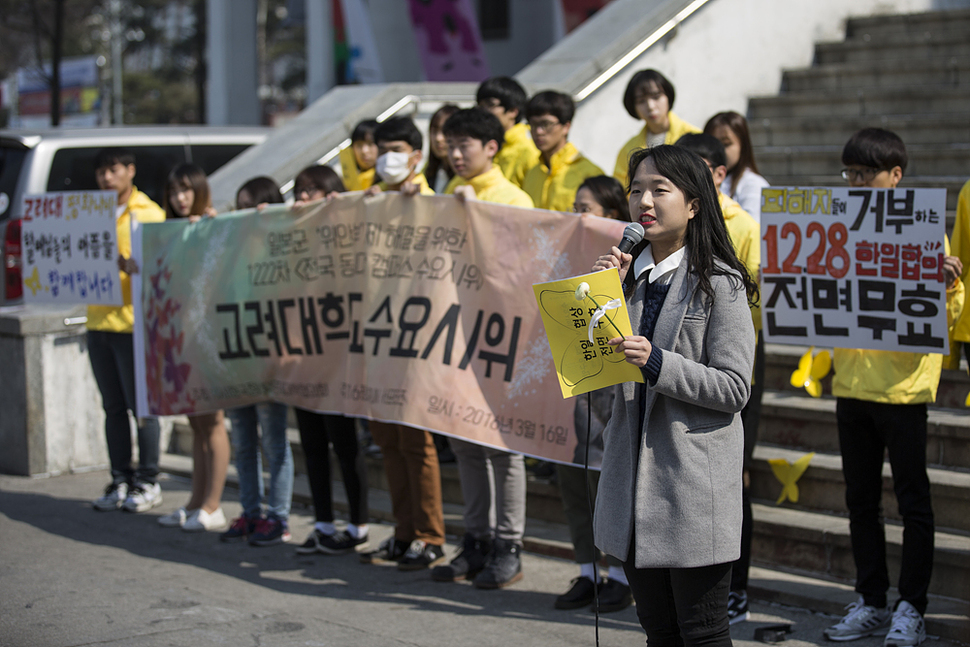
[83,70,967,647]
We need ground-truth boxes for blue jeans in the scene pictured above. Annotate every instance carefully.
[227,403,293,521]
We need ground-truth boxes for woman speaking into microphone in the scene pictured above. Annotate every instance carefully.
[591,145,757,647]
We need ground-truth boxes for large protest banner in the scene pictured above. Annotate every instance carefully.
[132,193,625,465]
[761,186,949,354]
[20,190,121,305]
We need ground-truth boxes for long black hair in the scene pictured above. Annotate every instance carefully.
[626,145,758,306]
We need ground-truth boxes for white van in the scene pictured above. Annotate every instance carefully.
[0,125,270,303]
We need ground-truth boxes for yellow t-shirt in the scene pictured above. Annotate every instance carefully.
[522,142,604,212]
[832,236,964,403]
[86,187,166,333]
[613,112,700,187]
[446,166,534,208]
[339,146,376,192]
[949,179,970,342]
[377,173,435,195]
[494,122,541,189]
[719,193,761,332]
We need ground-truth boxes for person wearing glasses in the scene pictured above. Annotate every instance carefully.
[521,91,604,213]
[824,128,963,647]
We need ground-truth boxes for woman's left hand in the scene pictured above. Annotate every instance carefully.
[608,335,652,368]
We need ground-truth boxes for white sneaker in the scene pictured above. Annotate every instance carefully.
[884,601,926,647]
[182,507,227,532]
[93,482,128,511]
[824,597,892,641]
[158,507,198,527]
[122,482,162,512]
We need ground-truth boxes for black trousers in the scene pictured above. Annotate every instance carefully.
[295,409,368,526]
[87,330,160,485]
[836,397,934,615]
[623,556,733,647]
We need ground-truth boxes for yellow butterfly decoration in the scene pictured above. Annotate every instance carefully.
[768,452,815,504]
[790,347,831,398]
[23,266,45,296]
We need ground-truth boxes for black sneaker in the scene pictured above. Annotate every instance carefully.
[360,536,410,564]
[397,540,446,571]
[473,538,523,589]
[432,533,492,582]
[554,576,597,610]
[727,590,750,625]
[220,514,259,543]
[596,579,633,613]
[296,529,369,555]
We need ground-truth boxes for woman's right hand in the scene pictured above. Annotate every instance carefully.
[592,245,633,282]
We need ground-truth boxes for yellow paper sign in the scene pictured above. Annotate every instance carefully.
[533,268,643,398]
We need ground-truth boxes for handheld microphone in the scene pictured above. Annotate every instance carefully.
[617,222,645,254]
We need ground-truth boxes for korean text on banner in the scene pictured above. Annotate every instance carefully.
[20,190,121,305]
[761,186,949,354]
[533,268,643,398]
[132,193,626,466]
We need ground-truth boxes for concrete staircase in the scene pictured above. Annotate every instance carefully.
[742,5,970,635]
[748,8,970,221]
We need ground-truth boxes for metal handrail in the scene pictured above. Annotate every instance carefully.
[574,0,713,102]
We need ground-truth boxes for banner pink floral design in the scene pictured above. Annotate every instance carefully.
[133,193,625,465]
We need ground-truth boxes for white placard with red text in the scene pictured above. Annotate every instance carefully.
[761,186,949,354]
[19,190,121,305]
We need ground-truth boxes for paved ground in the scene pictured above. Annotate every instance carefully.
[1,471,962,647]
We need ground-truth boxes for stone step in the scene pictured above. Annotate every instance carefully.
[750,502,970,602]
[749,114,970,148]
[759,391,970,470]
[780,57,970,94]
[755,143,970,179]
[748,444,970,534]
[748,87,970,120]
[843,8,970,41]
[814,32,970,66]
[157,451,970,638]
[763,343,970,409]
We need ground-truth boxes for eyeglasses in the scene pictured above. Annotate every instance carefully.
[840,167,883,183]
[529,119,562,132]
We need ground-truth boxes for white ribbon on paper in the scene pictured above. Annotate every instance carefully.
[588,298,623,342]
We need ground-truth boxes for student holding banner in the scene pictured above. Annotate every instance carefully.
[155,164,230,532]
[88,148,167,514]
[432,108,533,589]
[219,178,295,547]
[591,144,756,647]
[825,129,964,647]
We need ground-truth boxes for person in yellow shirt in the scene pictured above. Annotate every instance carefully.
[338,119,378,191]
[675,133,762,625]
[948,178,970,363]
[476,76,540,189]
[364,116,435,197]
[824,129,963,647]
[432,107,531,590]
[441,108,533,208]
[87,148,166,514]
[613,69,700,187]
[522,91,603,212]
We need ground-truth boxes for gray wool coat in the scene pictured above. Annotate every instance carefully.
[593,254,755,569]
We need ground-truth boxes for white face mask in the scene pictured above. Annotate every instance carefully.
[375,151,413,185]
